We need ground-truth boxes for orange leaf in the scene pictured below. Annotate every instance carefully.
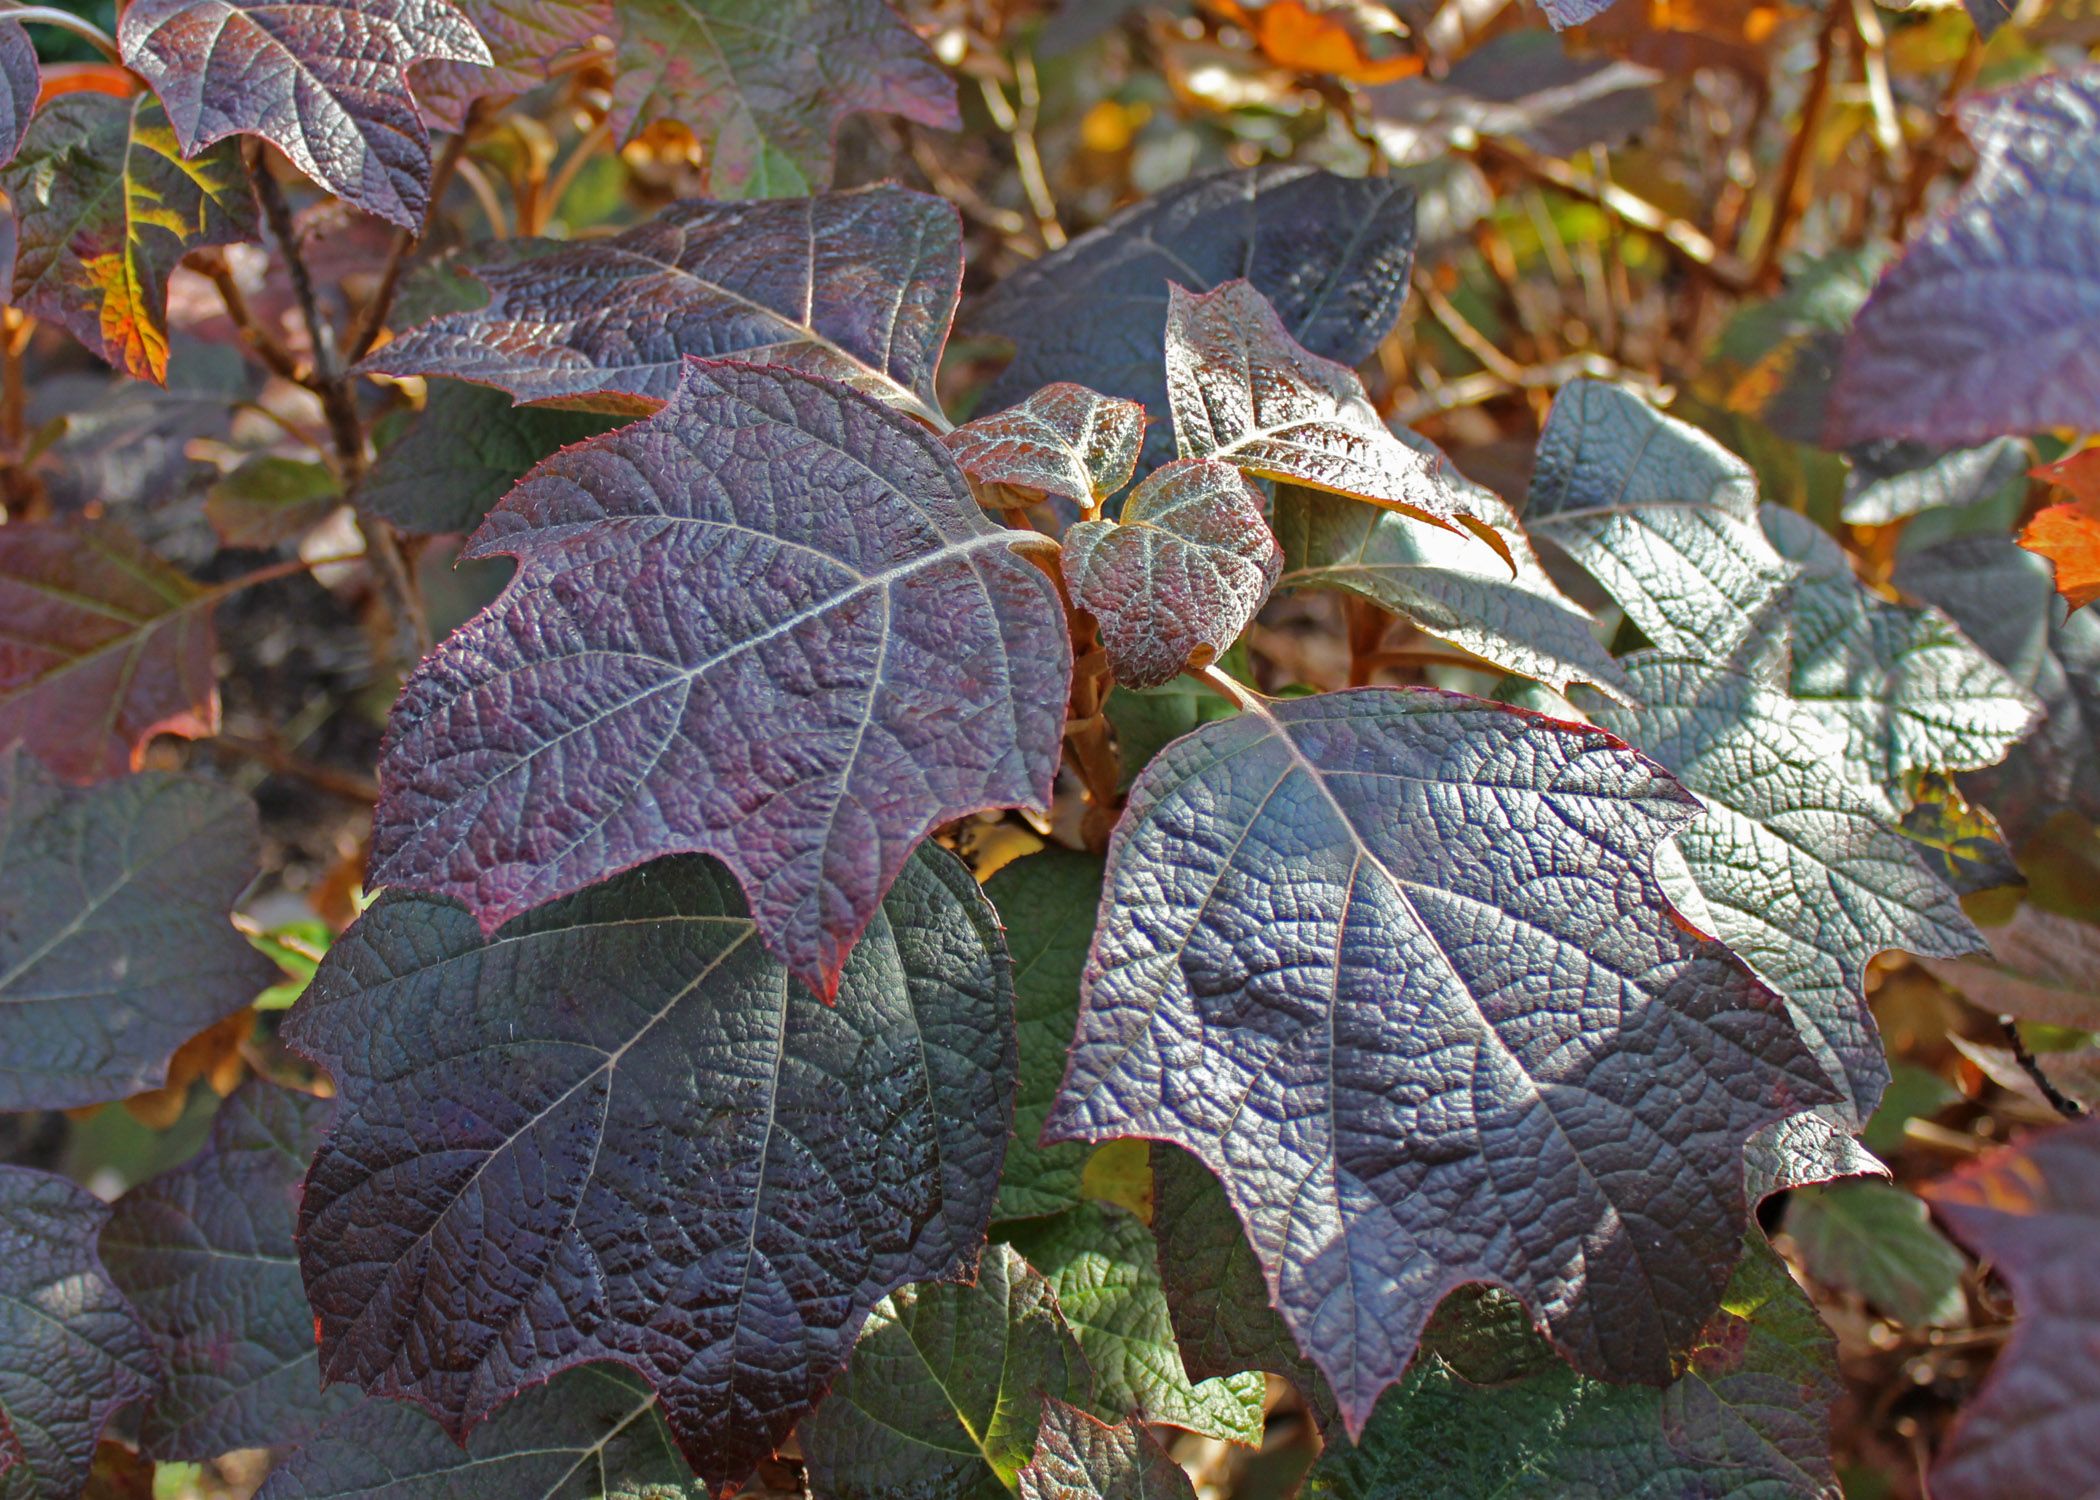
[1222,0,1422,83]
[2030,446,2100,508]
[35,63,138,107]
[2019,500,2100,612]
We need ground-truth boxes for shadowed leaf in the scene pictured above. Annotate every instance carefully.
[1840,437,2031,527]
[409,0,611,128]
[1785,1180,1966,1329]
[944,383,1147,509]
[1016,1399,1199,1500]
[285,846,1015,1497]
[1920,903,2100,1031]
[0,20,33,169]
[206,454,341,547]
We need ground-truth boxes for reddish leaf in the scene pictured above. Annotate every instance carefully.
[0,520,220,782]
[944,382,1147,511]
[370,359,1068,997]
[118,0,491,229]
[0,19,35,169]
[361,188,960,419]
[1923,1118,2100,1500]
[409,0,611,128]
[1017,1399,1199,1500]
[1062,457,1281,688]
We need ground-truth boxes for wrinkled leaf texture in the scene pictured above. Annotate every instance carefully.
[285,846,1015,1496]
[1046,687,1838,1434]
[0,748,275,1110]
[363,188,960,421]
[944,382,1147,510]
[369,359,1068,997]
[1016,1399,1199,1500]
[119,0,490,228]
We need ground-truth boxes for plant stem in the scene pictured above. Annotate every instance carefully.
[1889,34,1983,240]
[0,4,120,61]
[345,121,475,365]
[186,248,304,383]
[1753,2,1846,286]
[2000,1016,2086,1120]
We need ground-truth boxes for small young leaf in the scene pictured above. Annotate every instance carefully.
[119,0,489,229]
[100,1081,353,1459]
[967,166,1417,467]
[986,847,1105,1225]
[206,454,341,548]
[944,383,1147,509]
[285,847,1015,1496]
[355,380,618,537]
[1,92,256,385]
[1922,1116,2100,1500]
[802,1242,1093,1500]
[1048,688,1838,1433]
[0,1166,160,1500]
[1785,1180,1967,1329]
[1062,457,1280,689]
[1016,1399,1199,1500]
[1009,1200,1265,1443]
[363,188,960,419]
[1920,902,2100,1031]
[1893,536,2100,842]
[369,360,1068,997]
[0,20,34,169]
[1163,280,1503,556]
[0,749,275,1110]
[0,520,221,781]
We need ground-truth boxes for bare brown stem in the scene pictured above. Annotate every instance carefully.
[1753,3,1846,286]
[346,119,476,365]
[1889,34,1984,240]
[186,248,303,383]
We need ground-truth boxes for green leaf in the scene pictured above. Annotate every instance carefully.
[1862,1063,1960,1159]
[1305,1240,1843,1500]
[802,1242,1094,1500]
[1016,1399,1199,1500]
[205,455,341,549]
[987,848,1105,1224]
[1010,1201,1265,1444]
[1784,1181,1967,1329]
[0,92,256,384]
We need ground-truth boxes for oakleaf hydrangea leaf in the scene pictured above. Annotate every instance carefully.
[119,0,490,230]
[1828,66,2100,447]
[0,1166,160,1500]
[368,360,1068,997]
[1305,1238,1843,1500]
[1920,902,2100,1032]
[1,93,257,384]
[1164,280,1506,559]
[0,520,221,782]
[1016,1399,1199,1500]
[987,847,1105,1225]
[101,1081,353,1459]
[256,1364,699,1500]
[0,749,275,1111]
[357,381,618,537]
[1840,437,2031,527]
[408,0,612,129]
[966,166,1417,468]
[1893,536,2100,842]
[607,0,956,199]
[1046,688,1839,1433]
[1584,652,1984,1121]
[944,383,1147,510]
[1922,1117,2100,1500]
[1010,1200,1265,1443]
[802,1242,1093,1500]
[284,846,1015,1497]
[1062,457,1280,689]
[1784,1180,1967,1329]
[363,188,961,421]
[0,20,33,170]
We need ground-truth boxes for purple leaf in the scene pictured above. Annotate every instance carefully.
[944,383,1148,509]
[1062,457,1281,689]
[284,846,1016,1496]
[369,359,1067,995]
[1827,66,2100,447]
[1016,1398,1200,1500]
[0,20,36,170]
[361,188,961,421]
[409,0,611,128]
[1046,688,1838,1433]
[119,0,491,229]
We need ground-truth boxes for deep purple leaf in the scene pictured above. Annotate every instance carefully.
[368,359,1068,996]
[1016,1398,1199,1500]
[101,1081,353,1460]
[1827,66,2100,447]
[944,383,1147,509]
[361,189,961,420]
[1923,1117,2100,1500]
[0,21,35,170]
[0,1166,160,1500]
[0,748,275,1111]
[119,0,491,229]
[1046,688,1838,1433]
[286,844,1014,1496]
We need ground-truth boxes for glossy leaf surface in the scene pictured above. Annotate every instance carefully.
[368,360,1068,996]
[1047,688,1838,1431]
[1923,1117,2100,1500]
[967,165,1417,465]
[1784,1180,1966,1329]
[0,520,220,782]
[801,1242,1092,1500]
[0,1166,159,1500]
[286,846,1014,1495]
[1828,67,2100,447]
[1016,1399,1199,1500]
[944,383,1147,509]
[364,189,961,418]
[0,749,274,1110]
[119,0,490,229]
[101,1081,351,1459]
[1063,457,1280,688]
[1,93,255,384]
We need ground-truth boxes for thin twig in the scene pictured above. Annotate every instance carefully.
[1008,53,1065,251]
[2000,1016,2087,1120]
[1413,270,1526,385]
[1890,34,1983,239]
[0,308,28,455]
[1753,2,1846,285]
[1390,353,1669,424]
[537,117,611,235]
[186,248,302,383]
